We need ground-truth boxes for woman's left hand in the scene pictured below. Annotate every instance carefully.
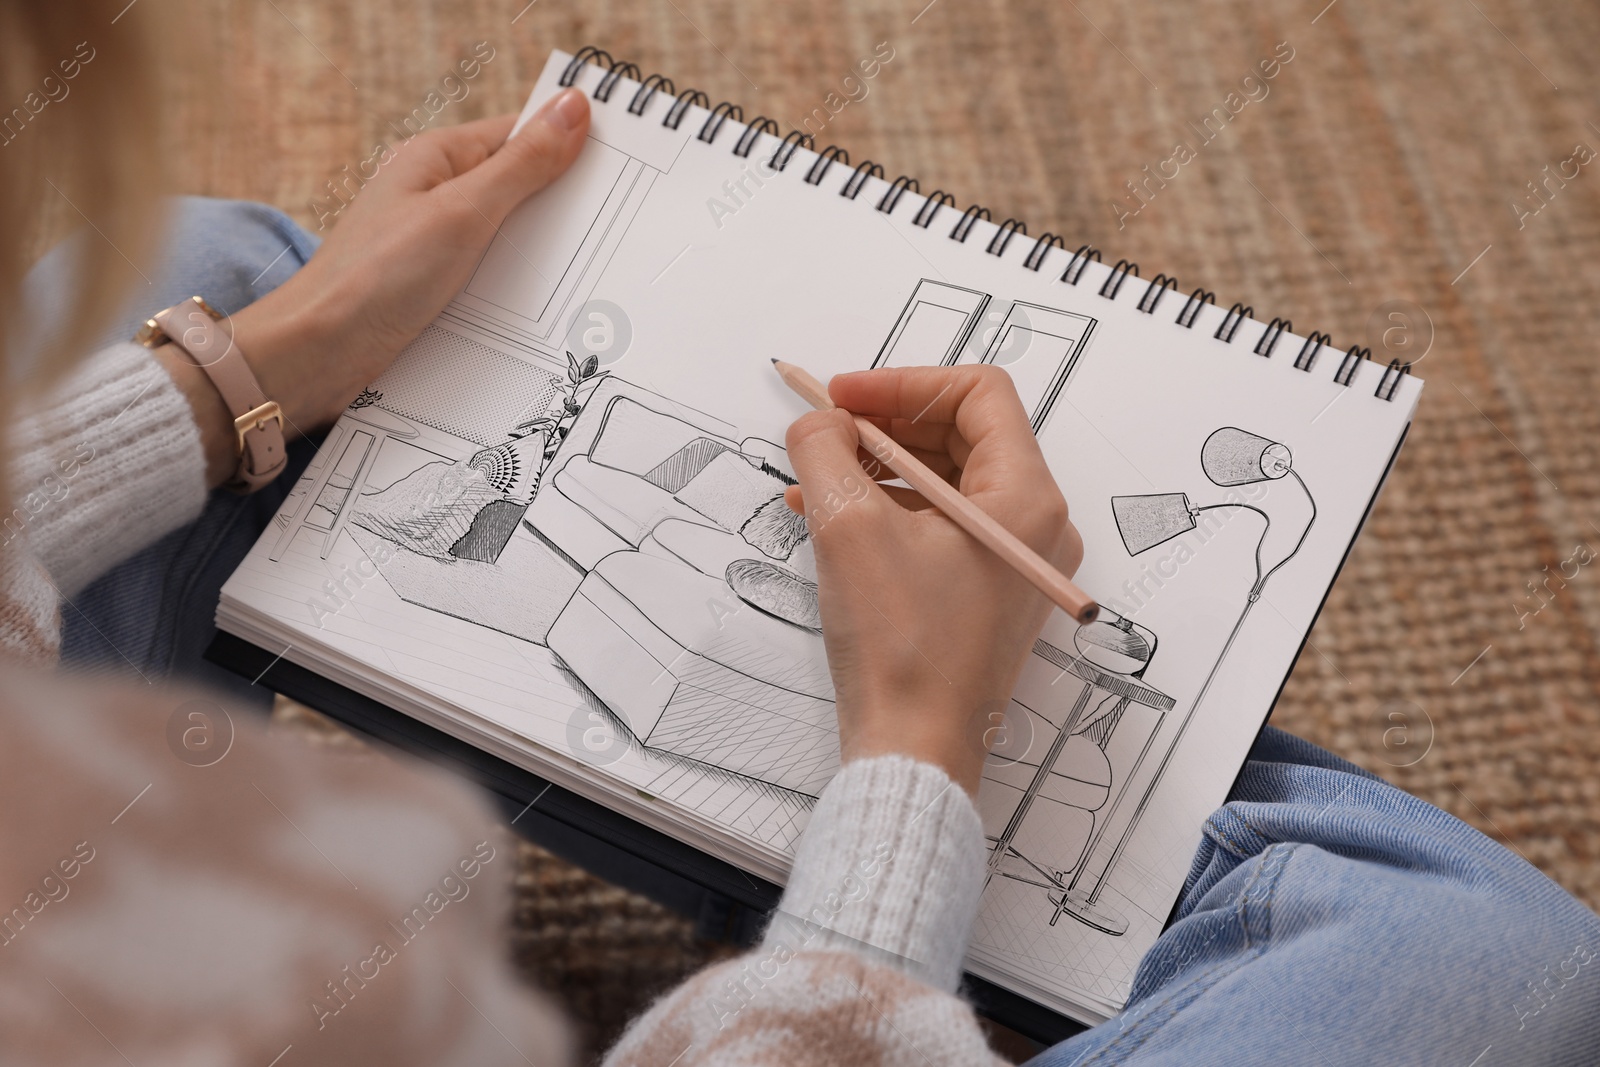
[161,87,591,484]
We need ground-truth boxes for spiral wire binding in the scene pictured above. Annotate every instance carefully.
[877,176,920,214]
[770,131,813,172]
[560,46,1414,401]
[1335,345,1370,386]
[1294,331,1330,371]
[560,47,612,87]
[805,145,849,186]
[1025,234,1066,271]
[912,191,955,228]
[1177,288,1214,328]
[841,161,884,200]
[1062,245,1101,285]
[698,102,742,143]
[1138,274,1178,314]
[663,88,709,130]
[595,62,640,102]
[988,218,1027,256]
[1254,317,1291,357]
[950,204,991,243]
[1215,303,1253,343]
[628,73,674,116]
[1376,359,1411,399]
[734,117,779,158]
[1100,259,1139,300]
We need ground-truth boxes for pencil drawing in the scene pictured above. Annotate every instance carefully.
[872,277,1098,432]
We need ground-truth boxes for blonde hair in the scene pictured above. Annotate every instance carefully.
[0,4,164,385]
[0,2,163,504]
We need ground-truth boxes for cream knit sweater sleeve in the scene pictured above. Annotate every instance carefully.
[604,755,1009,1066]
[6,341,208,598]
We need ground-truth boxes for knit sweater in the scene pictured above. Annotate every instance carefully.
[6,341,209,599]
[606,756,1007,1067]
[1,341,207,663]
[0,342,1004,1064]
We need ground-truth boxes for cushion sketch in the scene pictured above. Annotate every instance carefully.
[674,450,788,532]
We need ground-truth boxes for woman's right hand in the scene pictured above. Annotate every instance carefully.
[783,365,1083,796]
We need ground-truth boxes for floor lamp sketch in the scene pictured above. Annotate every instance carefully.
[1074,427,1317,919]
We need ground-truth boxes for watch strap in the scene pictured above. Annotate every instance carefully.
[147,297,286,493]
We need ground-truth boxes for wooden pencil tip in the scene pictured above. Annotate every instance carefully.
[770,358,780,364]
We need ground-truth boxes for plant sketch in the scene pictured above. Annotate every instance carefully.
[512,351,609,484]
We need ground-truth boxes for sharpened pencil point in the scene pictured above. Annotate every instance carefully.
[770,358,779,364]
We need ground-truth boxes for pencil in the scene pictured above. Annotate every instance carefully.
[771,359,1099,625]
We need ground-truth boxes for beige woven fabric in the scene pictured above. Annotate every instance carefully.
[59,0,1600,1057]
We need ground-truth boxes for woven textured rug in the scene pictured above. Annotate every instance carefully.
[94,0,1600,1058]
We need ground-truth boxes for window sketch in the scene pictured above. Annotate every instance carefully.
[873,278,1096,433]
[976,301,1097,433]
[452,139,656,351]
[872,279,989,368]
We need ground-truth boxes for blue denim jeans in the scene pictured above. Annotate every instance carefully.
[30,196,322,709]
[41,198,1600,1065]
[1029,732,1600,1066]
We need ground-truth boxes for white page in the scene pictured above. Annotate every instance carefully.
[221,50,1420,1023]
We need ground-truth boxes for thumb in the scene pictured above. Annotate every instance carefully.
[454,87,590,222]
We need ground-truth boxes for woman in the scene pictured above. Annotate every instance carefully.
[3,6,1596,1065]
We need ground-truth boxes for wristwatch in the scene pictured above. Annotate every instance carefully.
[136,296,286,493]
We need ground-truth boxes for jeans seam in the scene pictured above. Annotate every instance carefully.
[1078,843,1297,1066]
[1203,817,1244,855]
[1247,842,1293,946]
[1205,812,1262,860]
[1239,814,1280,849]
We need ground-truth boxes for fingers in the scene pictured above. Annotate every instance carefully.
[856,442,959,484]
[831,364,1017,429]
[835,366,1073,557]
[447,88,590,222]
[857,414,962,457]
[784,408,890,531]
[878,484,935,510]
[786,480,933,514]
[828,364,987,421]
[833,365,1042,477]
[857,418,972,474]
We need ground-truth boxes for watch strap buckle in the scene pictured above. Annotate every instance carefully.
[144,297,288,494]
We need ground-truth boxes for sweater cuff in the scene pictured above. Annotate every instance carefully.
[763,755,986,994]
[9,341,207,596]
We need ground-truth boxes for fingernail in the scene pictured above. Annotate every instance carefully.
[538,87,588,132]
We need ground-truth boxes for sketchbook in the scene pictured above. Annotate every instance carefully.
[217,47,1422,1026]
